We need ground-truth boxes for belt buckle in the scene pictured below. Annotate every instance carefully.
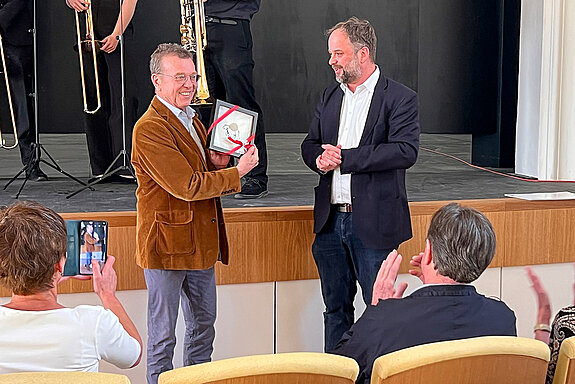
[336,203,352,213]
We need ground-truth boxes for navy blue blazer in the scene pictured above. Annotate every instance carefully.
[333,285,517,384]
[301,74,420,249]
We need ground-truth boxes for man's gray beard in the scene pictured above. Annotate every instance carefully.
[334,64,362,84]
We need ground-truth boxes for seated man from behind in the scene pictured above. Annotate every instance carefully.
[332,203,517,384]
[0,201,142,373]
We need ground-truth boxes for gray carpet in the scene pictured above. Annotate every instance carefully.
[0,133,572,212]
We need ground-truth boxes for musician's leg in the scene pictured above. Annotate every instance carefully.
[205,20,268,197]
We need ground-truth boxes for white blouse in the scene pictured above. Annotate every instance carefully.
[0,305,140,373]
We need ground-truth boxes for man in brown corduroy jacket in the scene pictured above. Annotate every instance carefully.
[131,43,258,384]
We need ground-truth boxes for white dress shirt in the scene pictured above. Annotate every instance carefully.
[157,96,206,160]
[331,66,380,204]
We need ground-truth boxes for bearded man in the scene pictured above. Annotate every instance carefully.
[301,17,420,352]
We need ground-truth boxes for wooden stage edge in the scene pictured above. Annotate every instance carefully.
[3,198,574,296]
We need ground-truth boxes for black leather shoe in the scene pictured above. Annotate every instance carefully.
[234,178,268,199]
[88,174,137,184]
[113,174,137,184]
[26,168,48,182]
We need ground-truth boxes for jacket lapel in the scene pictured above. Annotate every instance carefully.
[192,116,211,170]
[151,97,208,169]
[324,87,344,145]
[193,116,208,146]
[359,75,388,146]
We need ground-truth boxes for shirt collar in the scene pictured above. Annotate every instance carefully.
[340,65,380,94]
[156,95,196,121]
[409,282,472,295]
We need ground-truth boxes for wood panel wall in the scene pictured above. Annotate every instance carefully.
[2,199,574,297]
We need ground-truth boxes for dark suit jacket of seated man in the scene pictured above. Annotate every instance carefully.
[332,203,517,384]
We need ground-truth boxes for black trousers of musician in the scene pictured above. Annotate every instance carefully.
[82,27,138,176]
[4,42,35,169]
[204,19,268,186]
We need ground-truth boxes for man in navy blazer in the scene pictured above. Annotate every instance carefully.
[301,17,419,352]
[332,203,517,384]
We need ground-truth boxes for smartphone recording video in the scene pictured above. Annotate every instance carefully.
[79,220,107,275]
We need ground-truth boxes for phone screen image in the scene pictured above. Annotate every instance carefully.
[79,220,107,275]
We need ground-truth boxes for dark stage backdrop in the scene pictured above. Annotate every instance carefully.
[419,0,501,135]
[33,0,180,135]
[1,0,518,141]
[251,0,419,133]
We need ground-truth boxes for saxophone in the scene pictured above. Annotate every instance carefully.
[180,0,211,105]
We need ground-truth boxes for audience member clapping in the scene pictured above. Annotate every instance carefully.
[527,266,575,384]
[332,203,517,384]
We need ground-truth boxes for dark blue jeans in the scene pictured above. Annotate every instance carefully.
[312,211,395,352]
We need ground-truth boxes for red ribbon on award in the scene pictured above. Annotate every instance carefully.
[207,104,239,135]
[207,104,255,155]
[225,134,256,155]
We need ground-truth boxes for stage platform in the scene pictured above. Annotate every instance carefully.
[0,133,572,211]
[2,131,574,297]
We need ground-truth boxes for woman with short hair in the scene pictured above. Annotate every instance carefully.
[0,201,142,373]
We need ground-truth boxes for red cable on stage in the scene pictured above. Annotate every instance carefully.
[421,147,575,183]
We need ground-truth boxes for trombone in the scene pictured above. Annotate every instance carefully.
[74,2,101,114]
[180,0,211,105]
[0,32,18,150]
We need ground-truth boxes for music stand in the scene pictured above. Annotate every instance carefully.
[3,0,90,199]
[67,0,134,199]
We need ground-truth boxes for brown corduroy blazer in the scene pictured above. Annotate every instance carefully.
[131,97,241,270]
[83,231,98,253]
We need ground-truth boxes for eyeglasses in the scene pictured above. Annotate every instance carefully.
[157,73,200,84]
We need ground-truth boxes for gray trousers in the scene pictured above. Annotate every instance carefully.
[144,267,216,384]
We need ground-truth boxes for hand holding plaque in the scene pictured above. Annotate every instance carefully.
[207,100,258,158]
[236,146,259,177]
